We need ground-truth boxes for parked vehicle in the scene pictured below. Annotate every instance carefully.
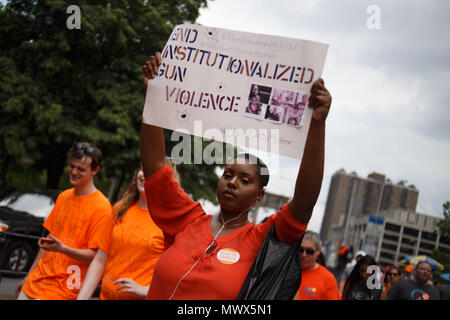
[0,189,60,276]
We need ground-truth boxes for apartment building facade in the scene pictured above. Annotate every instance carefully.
[340,209,450,266]
[320,169,419,245]
[320,169,449,267]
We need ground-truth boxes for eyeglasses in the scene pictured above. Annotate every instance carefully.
[388,272,400,276]
[299,247,316,255]
[71,142,99,161]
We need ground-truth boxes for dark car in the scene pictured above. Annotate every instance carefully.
[0,189,60,276]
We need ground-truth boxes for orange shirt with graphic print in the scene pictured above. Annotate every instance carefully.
[144,165,308,300]
[99,202,165,300]
[297,264,341,300]
[22,189,112,300]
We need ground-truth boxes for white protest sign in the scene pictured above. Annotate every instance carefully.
[143,24,328,160]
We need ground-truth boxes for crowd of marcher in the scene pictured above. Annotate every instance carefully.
[11,53,449,301]
[290,232,449,300]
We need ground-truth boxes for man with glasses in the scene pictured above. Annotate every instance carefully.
[15,142,112,300]
[387,261,440,300]
[379,265,401,299]
[386,267,401,287]
[293,231,340,300]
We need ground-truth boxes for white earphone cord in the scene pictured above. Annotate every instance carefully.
[167,204,253,300]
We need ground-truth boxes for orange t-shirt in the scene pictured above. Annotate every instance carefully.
[144,165,308,300]
[22,189,112,300]
[99,202,165,300]
[297,264,341,300]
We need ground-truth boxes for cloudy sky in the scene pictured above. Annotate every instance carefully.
[196,0,450,232]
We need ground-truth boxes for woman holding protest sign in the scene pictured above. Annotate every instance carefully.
[140,51,332,299]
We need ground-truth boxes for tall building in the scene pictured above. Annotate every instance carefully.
[338,209,450,267]
[320,169,419,245]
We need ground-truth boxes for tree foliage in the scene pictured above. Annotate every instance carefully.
[437,201,450,237]
[432,201,450,279]
[0,0,227,203]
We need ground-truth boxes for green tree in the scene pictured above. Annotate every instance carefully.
[437,201,450,237]
[0,0,228,204]
[432,201,450,281]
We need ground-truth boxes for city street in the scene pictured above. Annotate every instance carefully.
[0,275,21,299]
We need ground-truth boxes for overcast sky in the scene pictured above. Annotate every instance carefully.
[196,0,450,232]
[2,0,448,233]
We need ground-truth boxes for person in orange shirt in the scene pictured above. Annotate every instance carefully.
[77,161,179,300]
[139,52,332,299]
[293,231,340,300]
[15,142,112,300]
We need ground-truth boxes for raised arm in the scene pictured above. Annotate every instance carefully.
[140,52,166,178]
[288,78,331,224]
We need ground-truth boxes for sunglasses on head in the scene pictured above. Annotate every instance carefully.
[72,142,98,159]
[299,247,316,255]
